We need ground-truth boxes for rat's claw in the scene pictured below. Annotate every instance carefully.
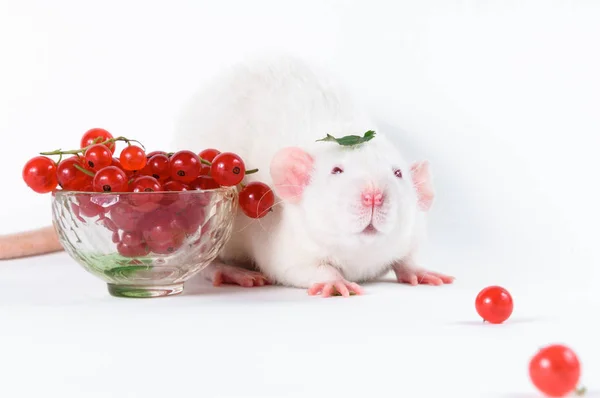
[307,279,364,298]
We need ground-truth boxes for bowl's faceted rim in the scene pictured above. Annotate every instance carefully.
[51,186,238,197]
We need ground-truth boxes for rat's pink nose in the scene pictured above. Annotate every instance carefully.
[361,189,384,208]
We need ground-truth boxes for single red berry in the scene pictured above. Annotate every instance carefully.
[130,175,163,193]
[80,128,115,153]
[164,180,190,191]
[190,176,221,190]
[529,344,582,397]
[210,152,246,186]
[117,241,150,257]
[475,286,513,324]
[111,157,124,170]
[198,148,221,163]
[76,195,104,218]
[109,202,144,231]
[146,154,170,181]
[239,182,275,218]
[22,156,58,194]
[120,145,147,171]
[140,210,186,254]
[84,144,112,171]
[169,150,202,183]
[121,231,144,247]
[128,175,163,212]
[92,166,128,193]
[146,151,168,158]
[56,157,92,191]
[199,163,211,176]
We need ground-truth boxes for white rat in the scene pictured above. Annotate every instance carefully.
[0,55,454,297]
[172,55,454,296]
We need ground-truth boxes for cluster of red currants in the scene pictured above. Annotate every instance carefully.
[22,128,275,219]
[475,286,585,397]
[75,188,213,257]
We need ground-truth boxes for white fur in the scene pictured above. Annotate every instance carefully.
[173,55,427,288]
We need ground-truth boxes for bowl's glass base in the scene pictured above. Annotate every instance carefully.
[107,283,184,298]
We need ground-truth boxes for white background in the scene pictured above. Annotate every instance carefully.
[1,1,599,397]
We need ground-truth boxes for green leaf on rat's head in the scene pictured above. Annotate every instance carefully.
[316,130,376,146]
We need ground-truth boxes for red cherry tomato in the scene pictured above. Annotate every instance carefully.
[475,285,513,324]
[529,344,582,397]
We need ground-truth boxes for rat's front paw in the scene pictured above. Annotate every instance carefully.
[392,263,454,286]
[307,279,364,298]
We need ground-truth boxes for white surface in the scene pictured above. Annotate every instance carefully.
[1,0,599,286]
[1,252,599,398]
[1,1,600,397]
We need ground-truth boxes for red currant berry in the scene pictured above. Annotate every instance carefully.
[199,164,211,176]
[110,157,123,169]
[22,156,58,194]
[146,154,170,181]
[84,144,112,171]
[146,151,167,158]
[56,157,92,191]
[239,182,275,218]
[93,166,128,193]
[80,128,115,153]
[198,148,221,163]
[128,176,163,212]
[141,211,186,253]
[121,231,144,246]
[190,176,221,190]
[210,152,246,186]
[117,241,150,257]
[76,195,105,218]
[169,150,202,183]
[130,175,162,193]
[475,286,514,324]
[120,145,147,171]
[164,180,190,191]
[109,202,144,231]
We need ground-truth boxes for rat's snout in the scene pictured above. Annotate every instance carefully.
[361,188,384,208]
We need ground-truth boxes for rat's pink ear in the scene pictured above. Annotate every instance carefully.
[410,161,434,211]
[270,147,314,203]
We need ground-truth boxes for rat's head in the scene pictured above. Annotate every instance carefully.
[270,133,434,249]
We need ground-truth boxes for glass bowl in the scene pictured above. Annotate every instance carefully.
[51,187,237,298]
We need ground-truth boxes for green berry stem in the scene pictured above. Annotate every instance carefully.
[73,163,96,177]
[575,386,587,396]
[245,168,258,175]
[39,136,145,157]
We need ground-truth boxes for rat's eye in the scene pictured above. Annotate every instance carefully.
[331,167,344,175]
[394,169,403,178]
